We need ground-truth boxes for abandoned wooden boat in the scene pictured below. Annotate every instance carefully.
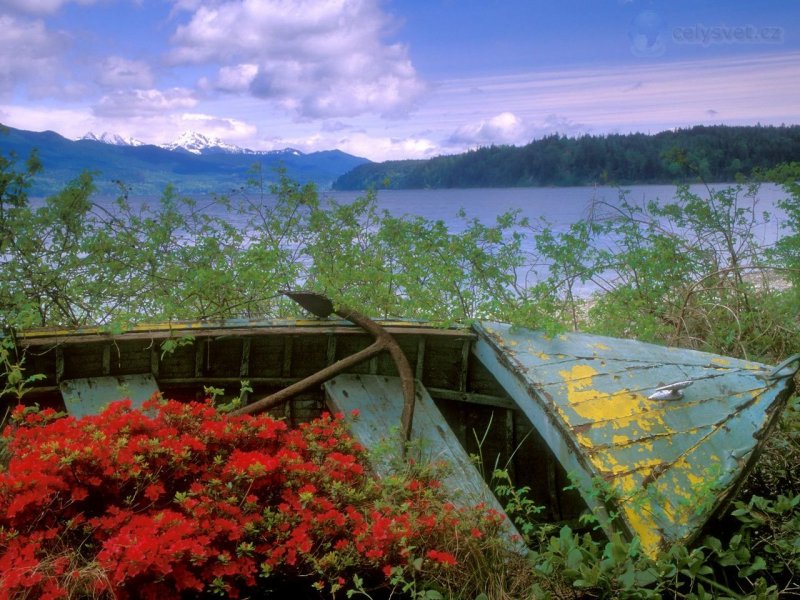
[5,302,797,558]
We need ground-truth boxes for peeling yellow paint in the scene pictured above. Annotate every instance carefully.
[615,474,663,553]
[558,363,683,557]
[684,469,705,487]
[558,365,666,433]
[606,454,665,475]
[479,321,789,561]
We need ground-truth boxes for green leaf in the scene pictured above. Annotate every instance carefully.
[566,547,584,570]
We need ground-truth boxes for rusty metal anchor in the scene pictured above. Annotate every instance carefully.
[229,292,416,453]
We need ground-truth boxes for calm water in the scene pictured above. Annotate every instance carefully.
[318,184,789,296]
[53,182,790,297]
[82,182,790,263]
[322,183,787,246]
[92,183,788,245]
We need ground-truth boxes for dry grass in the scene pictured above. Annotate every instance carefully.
[5,547,112,600]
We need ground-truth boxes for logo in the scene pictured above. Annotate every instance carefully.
[629,11,667,58]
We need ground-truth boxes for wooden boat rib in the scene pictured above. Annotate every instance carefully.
[5,315,797,558]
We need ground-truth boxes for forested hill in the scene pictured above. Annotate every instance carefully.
[333,125,800,190]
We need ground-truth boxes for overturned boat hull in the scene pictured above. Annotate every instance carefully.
[475,322,796,555]
[5,318,796,557]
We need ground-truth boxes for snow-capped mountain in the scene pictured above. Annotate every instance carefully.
[81,131,145,146]
[163,131,305,156]
[161,131,245,155]
[81,129,305,157]
[9,124,370,196]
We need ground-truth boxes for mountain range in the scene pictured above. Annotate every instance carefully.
[80,130,306,158]
[0,124,370,196]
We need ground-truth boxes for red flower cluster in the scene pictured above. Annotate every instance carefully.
[0,397,487,599]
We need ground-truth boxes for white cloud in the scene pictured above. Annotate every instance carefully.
[263,130,437,162]
[0,14,68,95]
[449,112,528,146]
[211,63,258,93]
[180,112,257,141]
[0,105,92,137]
[0,103,260,149]
[337,132,437,161]
[93,87,198,117]
[168,0,425,118]
[0,0,100,14]
[97,56,154,89]
[537,114,588,137]
[425,52,800,145]
[321,120,353,133]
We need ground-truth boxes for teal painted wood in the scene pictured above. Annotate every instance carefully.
[325,374,500,507]
[60,374,159,418]
[473,321,795,556]
[324,374,524,547]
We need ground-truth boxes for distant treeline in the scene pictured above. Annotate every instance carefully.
[333,125,800,190]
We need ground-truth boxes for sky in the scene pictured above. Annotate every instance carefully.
[0,0,798,161]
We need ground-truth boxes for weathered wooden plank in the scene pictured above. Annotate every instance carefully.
[326,335,337,366]
[324,374,523,547]
[194,339,205,378]
[102,344,111,375]
[281,337,294,377]
[282,337,294,421]
[60,374,159,418]
[158,376,300,386]
[504,409,516,481]
[56,347,64,383]
[16,320,475,347]
[458,339,470,392]
[474,321,795,557]
[419,337,469,391]
[150,346,160,378]
[415,338,426,381]
[240,338,251,377]
[248,336,285,378]
[427,387,516,410]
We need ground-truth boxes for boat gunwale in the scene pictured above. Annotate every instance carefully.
[12,319,476,347]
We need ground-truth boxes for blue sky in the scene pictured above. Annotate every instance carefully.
[1,0,797,161]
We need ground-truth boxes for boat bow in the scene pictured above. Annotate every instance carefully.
[473,321,797,557]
